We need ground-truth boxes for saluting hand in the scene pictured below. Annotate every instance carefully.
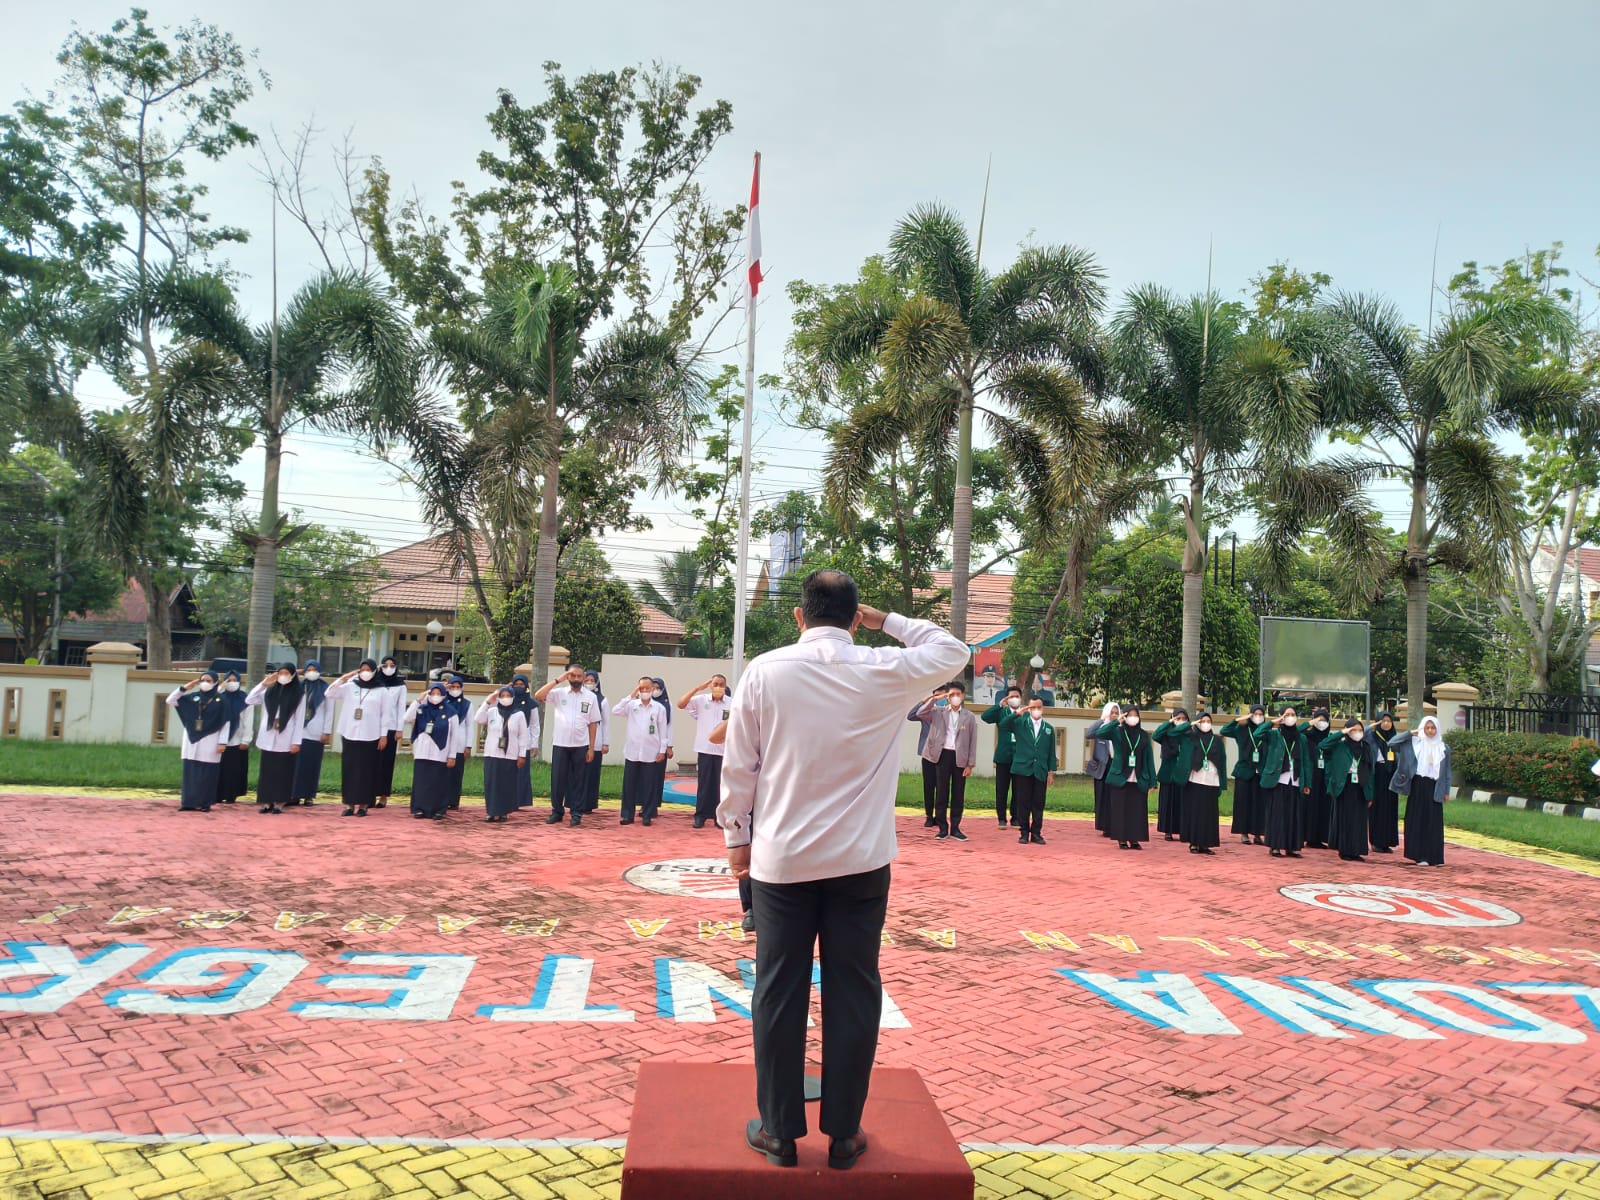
[856,604,888,631]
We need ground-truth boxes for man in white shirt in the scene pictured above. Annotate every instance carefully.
[678,674,732,829]
[534,666,600,826]
[718,570,968,1171]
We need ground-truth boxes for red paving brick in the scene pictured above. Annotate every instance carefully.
[2,792,1600,1156]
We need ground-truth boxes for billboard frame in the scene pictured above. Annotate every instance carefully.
[1258,615,1371,717]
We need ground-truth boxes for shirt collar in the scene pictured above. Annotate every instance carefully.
[798,625,854,645]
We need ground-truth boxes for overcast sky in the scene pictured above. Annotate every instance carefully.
[7,0,1598,586]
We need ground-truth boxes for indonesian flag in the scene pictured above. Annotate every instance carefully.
[747,152,763,298]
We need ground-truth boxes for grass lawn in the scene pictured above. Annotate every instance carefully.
[5,739,1599,861]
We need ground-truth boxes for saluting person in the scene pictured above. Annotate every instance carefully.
[981,685,1025,828]
[166,672,227,812]
[289,661,330,806]
[507,674,538,808]
[1368,711,1401,853]
[1151,707,1190,842]
[1156,711,1227,854]
[1303,707,1334,849]
[910,687,949,828]
[476,685,531,823]
[582,669,608,815]
[215,671,251,805]
[1091,704,1157,850]
[1085,701,1120,838]
[1220,704,1271,845]
[245,665,305,815]
[680,674,732,829]
[1262,706,1312,859]
[405,682,457,820]
[1319,718,1375,862]
[916,680,977,841]
[534,665,600,825]
[443,674,472,811]
[326,659,388,817]
[371,654,406,807]
[615,677,672,825]
[1002,695,1057,845]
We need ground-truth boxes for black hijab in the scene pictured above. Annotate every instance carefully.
[301,660,329,719]
[218,671,247,738]
[175,672,226,745]
[443,673,471,722]
[376,654,405,689]
[509,673,536,718]
[353,658,384,690]
[263,665,305,732]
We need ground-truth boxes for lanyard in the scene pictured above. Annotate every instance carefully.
[1121,728,1138,763]
[1199,734,1215,761]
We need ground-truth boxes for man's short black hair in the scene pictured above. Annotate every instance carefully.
[800,569,859,628]
[1005,685,1023,697]
[946,680,966,694]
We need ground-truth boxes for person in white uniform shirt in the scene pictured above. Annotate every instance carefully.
[290,660,331,806]
[614,677,672,825]
[718,570,968,1171]
[476,685,532,823]
[443,674,473,811]
[215,671,252,805]
[534,665,600,826]
[404,681,457,821]
[679,674,732,829]
[245,666,306,814]
[326,659,389,818]
[166,671,229,812]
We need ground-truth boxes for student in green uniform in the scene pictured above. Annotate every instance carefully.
[1303,706,1334,848]
[1156,711,1227,854]
[1220,704,1270,845]
[1262,706,1313,858]
[1368,711,1400,853]
[1091,704,1158,850]
[1002,696,1056,845]
[1320,718,1376,862]
[1151,707,1190,842]
[982,686,1024,828]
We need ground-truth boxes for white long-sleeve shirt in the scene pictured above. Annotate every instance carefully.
[447,700,473,757]
[298,686,333,740]
[612,696,671,763]
[404,699,455,764]
[220,690,253,748]
[686,693,731,757]
[165,688,226,763]
[475,699,530,761]
[717,613,970,885]
[246,682,306,753]
[327,680,392,743]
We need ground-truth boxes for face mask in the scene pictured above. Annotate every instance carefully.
[1281,715,1298,727]
[711,687,725,699]
[1172,716,1187,726]
[1007,697,1022,709]
[1029,709,1043,720]
[1349,729,1365,741]
[1250,713,1264,725]
[1124,714,1141,727]
[428,693,444,705]
[948,696,963,709]
[198,681,214,692]
[653,689,663,698]
[498,697,513,708]
[934,698,947,707]
[1314,718,1329,730]
[1198,721,1212,733]
[448,687,463,698]
[514,684,527,692]
[224,680,241,692]
[275,674,292,686]
[381,665,396,676]
[304,669,320,681]
[359,669,375,682]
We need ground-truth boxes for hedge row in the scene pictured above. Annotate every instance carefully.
[1445,730,1600,805]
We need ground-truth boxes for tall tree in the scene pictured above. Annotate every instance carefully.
[805,206,1107,643]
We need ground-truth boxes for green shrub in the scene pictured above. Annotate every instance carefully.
[1445,730,1600,804]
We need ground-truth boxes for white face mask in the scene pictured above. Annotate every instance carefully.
[1349,729,1365,741]
[498,697,513,708]
[427,693,443,705]
[1029,709,1043,721]
[198,680,214,692]
[653,689,663,698]
[710,687,725,699]
[359,669,375,682]
[381,665,396,676]
[304,669,320,681]
[224,680,241,692]
[1250,713,1264,725]
[1314,718,1329,730]
[1198,720,1212,733]
[1124,714,1141,727]
[275,674,293,686]
[448,687,463,698]
[948,695,963,709]
[1281,715,1298,727]
[1007,697,1022,709]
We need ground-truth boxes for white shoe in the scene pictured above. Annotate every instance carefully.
[1414,861,1429,867]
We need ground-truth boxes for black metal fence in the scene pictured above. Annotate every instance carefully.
[1466,695,1600,741]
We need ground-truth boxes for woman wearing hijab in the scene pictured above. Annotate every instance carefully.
[1302,707,1334,849]
[443,674,472,811]
[1086,701,1119,839]
[508,674,537,809]
[1090,703,1157,850]
[476,685,531,823]
[405,682,457,820]
[1156,710,1226,854]
[1262,705,1312,858]
[1220,704,1271,845]
[371,654,406,807]
[326,659,389,817]
[290,660,330,806]
[646,677,674,820]
[245,665,306,814]
[214,671,252,805]
[1319,718,1375,862]
[165,672,228,811]
[1151,707,1190,842]
[1368,711,1401,853]
[615,677,671,825]
[1390,715,1451,866]
[582,669,608,815]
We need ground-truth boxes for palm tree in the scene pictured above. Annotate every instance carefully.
[150,270,416,678]
[813,204,1107,643]
[1111,287,1353,711]
[1264,293,1576,719]
[635,550,703,625]
[428,262,706,685]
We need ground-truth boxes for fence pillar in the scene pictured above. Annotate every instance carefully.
[84,642,139,744]
[1432,682,1480,736]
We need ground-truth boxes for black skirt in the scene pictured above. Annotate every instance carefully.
[484,756,520,818]
[291,737,325,800]
[1335,780,1370,859]
[376,727,400,796]
[180,758,221,810]
[1104,781,1149,844]
[695,753,723,820]
[1369,763,1398,850]
[1404,776,1445,864]
[1181,782,1220,849]
[1265,782,1304,853]
[517,754,534,808]
[1156,779,1184,837]
[217,744,250,802]
[1230,775,1266,837]
[257,750,296,806]
[447,755,466,810]
[341,738,380,808]
[1093,775,1106,833]
[1301,768,1328,847]
[411,758,450,817]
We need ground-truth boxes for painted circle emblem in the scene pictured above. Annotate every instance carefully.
[1279,883,1521,928]
[623,858,742,901]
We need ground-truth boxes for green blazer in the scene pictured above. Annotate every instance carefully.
[1002,711,1057,779]
[1154,723,1230,791]
[1219,717,1273,780]
[1091,722,1158,790]
[1151,719,1192,784]
[1257,724,1312,786]
[1318,731,1374,802]
[981,702,1017,765]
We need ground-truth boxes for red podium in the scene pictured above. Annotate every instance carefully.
[620,1061,974,1199]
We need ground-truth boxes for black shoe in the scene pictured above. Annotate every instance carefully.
[620,819,634,826]
[1119,841,1129,849]
[1287,851,1303,858]
[1018,834,1030,844]
[935,830,948,840]
[828,1129,868,1170]
[1030,833,1046,845]
[1164,833,1175,841]
[570,814,582,827]
[342,808,355,817]
[222,798,236,804]
[356,807,368,817]
[923,817,937,828]
[1253,836,1265,845]
[1373,846,1393,853]
[302,799,315,807]
[693,816,706,829]
[951,829,968,841]
[374,799,387,808]
[1011,820,1023,828]
[1271,849,1283,857]
[642,815,653,826]
[1129,842,1142,850]
[744,1120,796,1168]
[432,813,445,821]
[1199,847,1216,855]
[998,819,1008,828]
[259,806,272,815]
[545,812,563,824]
[269,806,283,814]
[740,911,756,934]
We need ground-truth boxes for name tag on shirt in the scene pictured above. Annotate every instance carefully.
[1317,754,1325,769]
[1387,750,1396,762]
[648,721,656,735]
[353,706,363,720]
[721,708,729,721]
[1252,750,1259,763]
[580,702,590,713]
[1350,761,1360,782]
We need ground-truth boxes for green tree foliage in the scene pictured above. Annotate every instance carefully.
[478,574,645,682]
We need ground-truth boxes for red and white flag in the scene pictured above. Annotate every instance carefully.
[746,152,763,299]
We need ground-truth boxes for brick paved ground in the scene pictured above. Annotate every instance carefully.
[3,790,1599,1198]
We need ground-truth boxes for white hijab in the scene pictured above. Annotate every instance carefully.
[1099,702,1120,724]
[1415,718,1445,777]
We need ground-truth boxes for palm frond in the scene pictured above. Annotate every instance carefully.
[1428,430,1518,553]
[888,203,979,318]
[878,295,968,400]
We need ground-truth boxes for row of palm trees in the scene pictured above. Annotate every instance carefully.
[806,205,1586,719]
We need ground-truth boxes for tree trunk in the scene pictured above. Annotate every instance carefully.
[1404,471,1429,723]
[246,430,283,679]
[949,378,975,651]
[529,363,561,687]
[1180,466,1206,713]
[1530,644,1552,694]
[135,564,173,669]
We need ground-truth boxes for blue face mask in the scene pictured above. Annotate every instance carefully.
[934,698,948,708]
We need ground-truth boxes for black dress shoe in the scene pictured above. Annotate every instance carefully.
[570,814,582,827]
[1029,833,1046,845]
[692,816,706,828]
[545,812,563,824]
[744,1120,796,1167]
[341,808,355,817]
[828,1129,868,1170]
[620,818,634,826]
[1018,834,1030,844]
[923,817,937,828]
[951,829,968,841]
[740,911,756,934]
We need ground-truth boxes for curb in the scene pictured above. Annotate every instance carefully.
[1457,786,1600,822]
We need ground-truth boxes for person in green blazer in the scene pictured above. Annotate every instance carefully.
[1155,711,1228,854]
[1320,718,1376,862]
[1219,704,1270,845]
[1260,706,1313,858]
[982,686,1025,828]
[1150,708,1190,842]
[1091,704,1158,850]
[1001,695,1056,845]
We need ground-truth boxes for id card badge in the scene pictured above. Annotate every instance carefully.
[1318,753,1325,769]
[1126,755,1136,771]
[353,706,363,721]
[1349,762,1360,782]
[1387,750,1395,762]
[649,721,656,735]
[1251,749,1259,764]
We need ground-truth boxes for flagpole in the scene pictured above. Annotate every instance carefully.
[731,151,760,681]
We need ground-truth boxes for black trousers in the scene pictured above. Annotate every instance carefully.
[694,753,723,820]
[994,760,1013,823]
[921,758,936,819]
[933,749,966,833]
[751,865,891,1141]
[619,759,661,822]
[1011,773,1046,835]
[549,744,588,816]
